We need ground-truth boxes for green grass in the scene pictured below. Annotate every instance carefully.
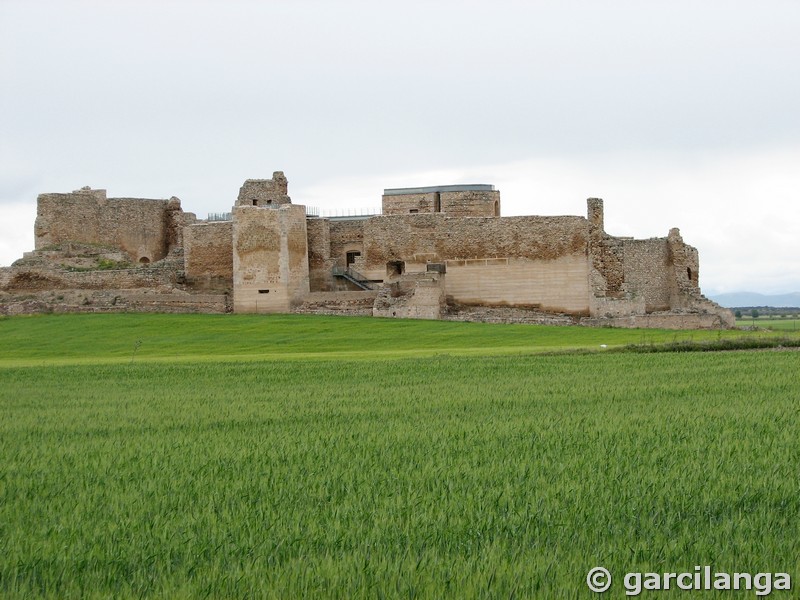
[1,313,793,367]
[1,314,799,598]
[737,318,800,331]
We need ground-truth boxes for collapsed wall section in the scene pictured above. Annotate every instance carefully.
[588,199,734,326]
[34,187,191,263]
[236,171,291,207]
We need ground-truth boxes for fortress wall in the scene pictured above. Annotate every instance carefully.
[382,192,436,215]
[306,219,331,271]
[328,220,365,267]
[667,228,701,309]
[3,266,178,291]
[286,209,310,298]
[363,214,588,267]
[361,214,590,309]
[35,189,175,263]
[444,256,589,314]
[583,313,731,329]
[440,190,500,217]
[306,218,334,291]
[0,290,229,316]
[232,204,309,313]
[622,238,672,312]
[184,221,233,285]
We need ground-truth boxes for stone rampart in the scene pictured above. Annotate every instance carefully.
[363,214,587,268]
[232,204,309,312]
[621,238,672,311]
[329,220,366,267]
[3,265,179,291]
[184,221,233,288]
[361,214,589,310]
[443,256,589,314]
[581,312,732,330]
[34,188,190,264]
[292,290,377,316]
[0,290,229,316]
[9,173,734,329]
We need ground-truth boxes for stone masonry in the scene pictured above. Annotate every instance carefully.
[0,171,735,328]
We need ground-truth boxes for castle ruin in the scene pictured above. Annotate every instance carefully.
[0,172,735,328]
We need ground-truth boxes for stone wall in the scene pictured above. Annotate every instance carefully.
[292,290,377,316]
[2,264,179,291]
[183,221,233,288]
[581,312,732,329]
[34,187,191,263]
[11,172,734,328]
[329,220,365,267]
[586,198,732,325]
[306,218,368,291]
[236,171,291,207]
[373,272,445,320]
[622,238,672,312]
[382,192,436,215]
[306,218,334,291]
[443,256,589,314]
[382,189,500,217]
[0,289,229,315]
[360,213,589,310]
[667,228,701,309]
[440,190,500,217]
[232,204,309,313]
[362,214,587,267]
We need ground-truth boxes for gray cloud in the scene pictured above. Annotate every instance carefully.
[1,0,798,292]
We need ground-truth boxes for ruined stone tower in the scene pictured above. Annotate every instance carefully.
[232,173,309,313]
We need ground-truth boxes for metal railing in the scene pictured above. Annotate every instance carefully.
[209,207,380,220]
[326,207,381,217]
[332,266,375,290]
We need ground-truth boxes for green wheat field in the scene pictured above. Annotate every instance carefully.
[1,314,799,598]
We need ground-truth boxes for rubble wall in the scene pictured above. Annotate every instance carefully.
[184,221,233,287]
[622,238,672,312]
[34,188,183,263]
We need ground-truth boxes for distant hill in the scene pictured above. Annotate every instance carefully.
[709,291,800,308]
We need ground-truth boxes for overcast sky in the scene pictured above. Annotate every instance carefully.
[1,0,798,294]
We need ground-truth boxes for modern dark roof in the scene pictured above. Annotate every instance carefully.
[383,184,495,196]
